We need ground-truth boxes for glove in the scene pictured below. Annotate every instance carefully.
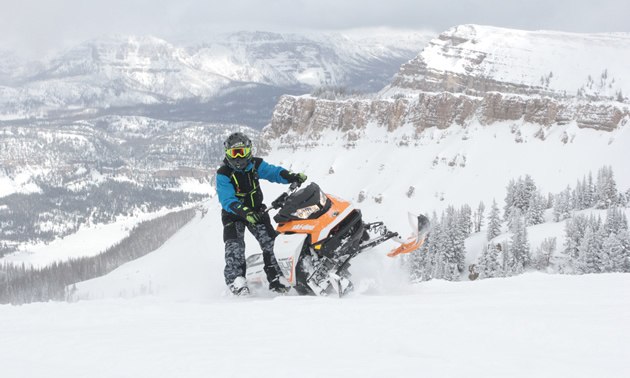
[244,209,262,225]
[284,172,307,185]
[230,203,262,225]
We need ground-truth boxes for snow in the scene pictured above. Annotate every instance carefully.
[0,169,42,197]
[1,207,195,268]
[1,272,628,377]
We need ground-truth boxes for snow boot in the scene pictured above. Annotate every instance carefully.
[269,276,290,294]
[229,277,250,297]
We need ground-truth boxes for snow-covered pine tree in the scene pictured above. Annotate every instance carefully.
[474,201,485,233]
[576,225,602,274]
[619,230,630,272]
[504,175,538,223]
[487,199,502,241]
[535,237,556,270]
[596,166,618,209]
[500,241,516,276]
[604,207,628,236]
[478,243,502,278]
[526,190,546,226]
[564,214,587,261]
[504,179,516,220]
[509,209,531,273]
[553,185,573,222]
[459,204,473,238]
[602,233,625,273]
[432,206,467,281]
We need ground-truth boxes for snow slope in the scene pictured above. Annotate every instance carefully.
[2,271,629,378]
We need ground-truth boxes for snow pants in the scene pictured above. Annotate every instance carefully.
[221,210,282,286]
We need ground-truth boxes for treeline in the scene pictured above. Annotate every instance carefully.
[0,180,206,256]
[409,166,630,282]
[0,207,197,305]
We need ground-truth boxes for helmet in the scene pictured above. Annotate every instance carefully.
[224,132,253,170]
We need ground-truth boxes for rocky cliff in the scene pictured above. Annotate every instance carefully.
[259,25,630,151]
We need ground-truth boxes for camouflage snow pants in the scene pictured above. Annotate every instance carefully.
[221,210,282,286]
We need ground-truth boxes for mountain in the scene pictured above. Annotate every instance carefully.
[386,24,630,99]
[260,25,630,152]
[0,31,433,126]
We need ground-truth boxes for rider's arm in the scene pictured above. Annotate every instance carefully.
[257,160,290,184]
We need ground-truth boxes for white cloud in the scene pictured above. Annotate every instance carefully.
[2,0,629,57]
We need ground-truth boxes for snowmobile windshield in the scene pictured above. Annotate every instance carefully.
[274,183,332,223]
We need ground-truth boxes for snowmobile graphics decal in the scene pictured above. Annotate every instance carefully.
[291,224,315,231]
[277,257,294,283]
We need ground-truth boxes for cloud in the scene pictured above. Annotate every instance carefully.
[2,0,629,57]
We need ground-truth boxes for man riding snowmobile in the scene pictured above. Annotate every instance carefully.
[215,132,307,296]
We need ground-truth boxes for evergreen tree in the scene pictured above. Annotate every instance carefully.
[474,201,485,233]
[501,241,515,276]
[526,190,546,226]
[602,233,624,273]
[604,207,628,236]
[478,243,502,278]
[596,166,618,209]
[535,237,556,270]
[509,209,530,273]
[553,186,573,222]
[576,226,602,274]
[459,204,473,238]
[487,199,502,242]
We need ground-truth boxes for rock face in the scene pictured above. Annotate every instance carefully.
[259,25,630,151]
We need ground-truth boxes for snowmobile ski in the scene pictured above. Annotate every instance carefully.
[387,213,431,257]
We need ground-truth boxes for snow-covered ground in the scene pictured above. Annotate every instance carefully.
[2,271,628,378]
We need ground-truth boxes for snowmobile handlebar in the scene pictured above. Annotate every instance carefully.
[265,181,301,213]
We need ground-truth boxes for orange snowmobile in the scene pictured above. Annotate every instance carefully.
[246,182,430,297]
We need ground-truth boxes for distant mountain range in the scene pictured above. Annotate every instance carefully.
[0,31,433,127]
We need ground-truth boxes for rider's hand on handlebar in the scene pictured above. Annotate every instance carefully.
[287,172,307,185]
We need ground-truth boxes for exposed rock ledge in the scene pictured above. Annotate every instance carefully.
[258,93,628,152]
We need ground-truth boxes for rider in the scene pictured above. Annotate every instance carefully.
[216,132,307,296]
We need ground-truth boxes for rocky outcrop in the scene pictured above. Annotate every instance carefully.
[258,92,629,151]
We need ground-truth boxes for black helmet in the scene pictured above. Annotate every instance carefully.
[224,132,253,170]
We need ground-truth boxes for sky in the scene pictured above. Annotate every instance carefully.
[1,0,629,57]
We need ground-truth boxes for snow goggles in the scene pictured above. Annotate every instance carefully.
[227,147,250,158]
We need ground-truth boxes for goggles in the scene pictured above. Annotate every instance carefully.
[227,147,251,158]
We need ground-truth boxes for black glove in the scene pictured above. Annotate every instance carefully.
[230,203,262,225]
[281,171,307,185]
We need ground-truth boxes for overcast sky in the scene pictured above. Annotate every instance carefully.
[2,0,629,57]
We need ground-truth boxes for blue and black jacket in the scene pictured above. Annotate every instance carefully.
[216,157,290,218]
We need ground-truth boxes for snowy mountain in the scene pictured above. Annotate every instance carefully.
[385,24,630,99]
[0,31,433,124]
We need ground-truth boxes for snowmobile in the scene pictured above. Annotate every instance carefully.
[245,182,431,297]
